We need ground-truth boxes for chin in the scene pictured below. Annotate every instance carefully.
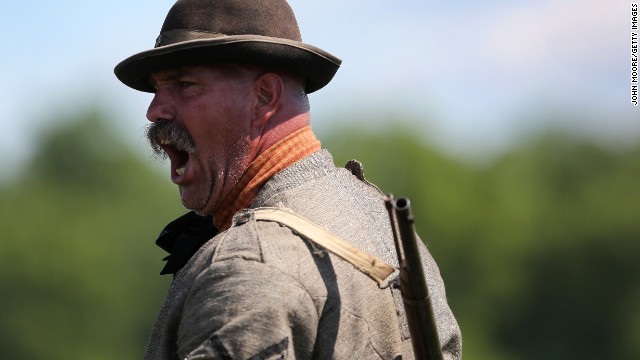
[181,199,210,214]
[179,182,218,215]
[180,198,214,217]
[182,202,213,217]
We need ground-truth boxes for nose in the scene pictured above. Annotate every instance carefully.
[146,90,174,122]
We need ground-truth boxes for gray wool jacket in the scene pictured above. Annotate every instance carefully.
[145,150,462,360]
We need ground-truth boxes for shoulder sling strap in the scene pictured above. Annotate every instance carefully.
[251,207,396,285]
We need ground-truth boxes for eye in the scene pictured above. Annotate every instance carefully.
[179,81,194,89]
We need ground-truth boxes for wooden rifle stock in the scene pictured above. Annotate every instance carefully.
[385,195,443,360]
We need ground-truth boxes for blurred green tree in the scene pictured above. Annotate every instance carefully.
[0,112,183,359]
[1,112,638,360]
[324,126,640,360]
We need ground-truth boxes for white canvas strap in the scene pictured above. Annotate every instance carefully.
[252,208,396,285]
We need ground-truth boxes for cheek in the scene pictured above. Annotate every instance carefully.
[189,93,253,161]
[196,120,248,167]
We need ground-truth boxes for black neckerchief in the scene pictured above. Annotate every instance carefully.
[155,212,219,275]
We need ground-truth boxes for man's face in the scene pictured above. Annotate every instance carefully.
[146,64,257,215]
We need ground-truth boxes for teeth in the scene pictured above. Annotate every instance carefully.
[160,139,172,145]
[175,167,185,176]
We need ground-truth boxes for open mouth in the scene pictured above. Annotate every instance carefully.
[159,139,191,178]
[146,120,196,181]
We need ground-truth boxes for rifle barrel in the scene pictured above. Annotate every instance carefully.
[387,196,444,360]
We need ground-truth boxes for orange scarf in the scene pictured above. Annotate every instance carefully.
[214,126,321,230]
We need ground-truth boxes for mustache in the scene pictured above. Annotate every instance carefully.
[145,120,197,158]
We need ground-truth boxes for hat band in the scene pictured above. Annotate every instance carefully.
[155,29,226,48]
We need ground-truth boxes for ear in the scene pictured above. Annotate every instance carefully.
[251,72,284,128]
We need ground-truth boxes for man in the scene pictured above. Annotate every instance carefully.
[115,0,461,359]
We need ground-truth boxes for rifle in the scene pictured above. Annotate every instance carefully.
[385,195,444,360]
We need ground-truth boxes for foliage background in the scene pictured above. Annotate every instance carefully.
[0,1,637,358]
[0,109,638,359]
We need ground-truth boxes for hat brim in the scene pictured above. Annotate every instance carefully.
[114,35,341,94]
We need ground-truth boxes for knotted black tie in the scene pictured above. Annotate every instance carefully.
[155,212,219,275]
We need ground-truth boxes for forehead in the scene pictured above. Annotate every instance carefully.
[149,64,261,84]
[150,65,219,82]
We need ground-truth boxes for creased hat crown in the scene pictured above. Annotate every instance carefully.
[158,0,301,43]
[114,0,341,93]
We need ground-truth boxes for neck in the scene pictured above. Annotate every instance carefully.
[213,125,320,230]
[251,111,310,159]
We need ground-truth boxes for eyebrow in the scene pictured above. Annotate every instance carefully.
[149,69,195,88]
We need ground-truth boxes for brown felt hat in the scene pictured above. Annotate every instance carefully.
[115,0,341,94]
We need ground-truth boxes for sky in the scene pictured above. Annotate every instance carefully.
[0,0,637,181]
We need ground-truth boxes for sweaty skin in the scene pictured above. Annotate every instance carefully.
[146,64,310,216]
[146,65,257,215]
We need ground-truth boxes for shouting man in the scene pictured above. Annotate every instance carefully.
[115,0,461,359]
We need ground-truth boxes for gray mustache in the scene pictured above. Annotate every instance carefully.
[146,120,197,158]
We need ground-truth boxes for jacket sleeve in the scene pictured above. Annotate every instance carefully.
[177,258,319,359]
